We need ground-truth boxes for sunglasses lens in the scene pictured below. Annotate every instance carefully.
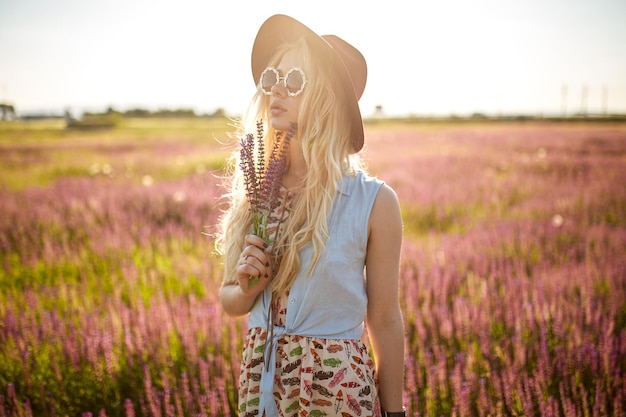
[285,70,304,95]
[260,68,278,94]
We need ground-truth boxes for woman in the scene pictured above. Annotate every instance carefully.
[217,14,405,417]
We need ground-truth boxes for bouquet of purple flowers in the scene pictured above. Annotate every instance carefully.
[239,121,296,286]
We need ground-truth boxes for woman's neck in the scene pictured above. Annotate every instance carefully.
[282,141,306,190]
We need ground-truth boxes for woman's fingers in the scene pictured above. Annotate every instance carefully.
[237,235,273,293]
[239,253,263,274]
[244,234,268,250]
[240,247,267,271]
[241,235,271,271]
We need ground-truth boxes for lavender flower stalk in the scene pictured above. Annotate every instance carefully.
[240,121,297,287]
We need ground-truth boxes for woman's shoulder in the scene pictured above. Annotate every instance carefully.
[341,170,399,220]
[373,181,399,208]
[369,180,401,230]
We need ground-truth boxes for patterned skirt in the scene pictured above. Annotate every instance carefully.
[238,326,382,417]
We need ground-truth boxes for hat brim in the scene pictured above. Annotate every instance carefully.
[251,14,365,152]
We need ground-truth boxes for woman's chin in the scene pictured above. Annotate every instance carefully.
[269,116,295,132]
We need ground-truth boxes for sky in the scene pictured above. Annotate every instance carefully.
[1,0,625,118]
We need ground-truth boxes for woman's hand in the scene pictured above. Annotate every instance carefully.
[237,234,273,296]
[219,234,273,317]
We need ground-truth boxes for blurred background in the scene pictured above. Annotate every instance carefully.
[1,1,626,416]
[1,0,625,120]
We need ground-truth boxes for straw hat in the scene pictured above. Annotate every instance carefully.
[251,14,367,152]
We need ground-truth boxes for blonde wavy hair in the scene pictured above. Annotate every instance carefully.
[216,37,366,300]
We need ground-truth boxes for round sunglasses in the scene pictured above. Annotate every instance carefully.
[259,66,307,97]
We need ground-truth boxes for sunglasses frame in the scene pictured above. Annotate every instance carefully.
[259,66,307,97]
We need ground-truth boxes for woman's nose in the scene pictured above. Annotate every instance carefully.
[271,79,287,97]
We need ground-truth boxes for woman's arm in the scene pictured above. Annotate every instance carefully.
[366,183,405,413]
[219,234,273,317]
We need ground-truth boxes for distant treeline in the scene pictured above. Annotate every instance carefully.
[12,106,626,123]
[62,107,229,129]
[366,114,626,124]
[84,106,227,118]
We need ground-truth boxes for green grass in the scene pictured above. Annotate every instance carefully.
[0,117,233,190]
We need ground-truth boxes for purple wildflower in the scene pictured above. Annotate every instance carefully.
[239,121,297,286]
[239,133,258,210]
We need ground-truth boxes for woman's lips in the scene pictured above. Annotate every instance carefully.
[270,102,286,116]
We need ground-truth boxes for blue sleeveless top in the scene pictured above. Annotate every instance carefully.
[247,170,384,416]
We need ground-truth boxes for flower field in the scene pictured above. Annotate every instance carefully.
[0,118,624,416]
